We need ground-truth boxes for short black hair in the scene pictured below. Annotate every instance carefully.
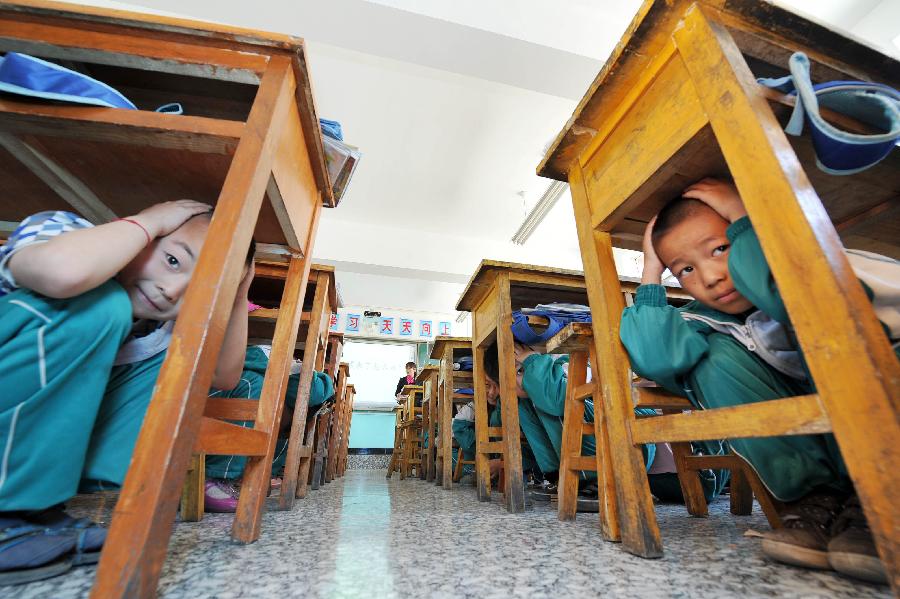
[483,341,499,383]
[405,361,416,369]
[187,209,256,268]
[650,197,709,264]
[246,236,257,268]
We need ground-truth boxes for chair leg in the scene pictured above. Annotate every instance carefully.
[180,453,205,522]
[729,466,754,516]
[671,442,709,518]
[280,274,329,509]
[570,178,661,557]
[452,445,464,482]
[558,349,588,522]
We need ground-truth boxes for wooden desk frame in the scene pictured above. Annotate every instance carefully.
[0,2,337,596]
[416,365,440,482]
[540,0,899,589]
[429,337,473,489]
[337,384,356,476]
[325,362,351,482]
[457,261,588,513]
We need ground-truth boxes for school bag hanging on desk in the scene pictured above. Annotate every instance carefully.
[0,52,182,113]
[758,51,900,175]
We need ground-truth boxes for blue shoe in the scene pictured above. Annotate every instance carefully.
[28,507,106,566]
[0,516,75,586]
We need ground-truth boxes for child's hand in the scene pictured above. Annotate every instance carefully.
[641,216,666,285]
[132,199,212,238]
[514,342,537,365]
[236,261,255,301]
[682,178,747,223]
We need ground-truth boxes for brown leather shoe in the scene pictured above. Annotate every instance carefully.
[761,492,843,570]
[828,495,888,585]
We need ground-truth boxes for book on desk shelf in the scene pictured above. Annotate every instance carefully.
[323,135,361,202]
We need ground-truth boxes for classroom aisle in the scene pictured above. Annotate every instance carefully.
[15,470,889,599]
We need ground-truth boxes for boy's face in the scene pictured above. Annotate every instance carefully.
[115,216,210,321]
[406,366,416,378]
[484,376,499,406]
[655,206,754,315]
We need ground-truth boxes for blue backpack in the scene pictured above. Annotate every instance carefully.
[759,52,899,175]
[0,52,181,113]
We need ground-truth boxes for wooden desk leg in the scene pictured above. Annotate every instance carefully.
[497,273,525,514]
[472,345,492,501]
[311,410,329,490]
[677,9,900,587]
[180,453,205,522]
[671,442,709,518]
[558,349,588,521]
[592,343,621,542]
[90,58,296,599]
[325,374,348,482]
[280,273,329,508]
[570,164,662,557]
[235,255,311,541]
[441,380,455,489]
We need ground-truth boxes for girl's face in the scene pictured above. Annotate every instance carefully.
[406,366,416,378]
[115,216,209,321]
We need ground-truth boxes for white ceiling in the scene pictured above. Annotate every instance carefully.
[73,0,900,314]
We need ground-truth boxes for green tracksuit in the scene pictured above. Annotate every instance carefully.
[517,354,691,493]
[205,346,335,480]
[619,216,886,502]
[0,281,149,509]
[451,403,540,474]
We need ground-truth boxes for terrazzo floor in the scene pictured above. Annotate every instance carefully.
[12,470,891,599]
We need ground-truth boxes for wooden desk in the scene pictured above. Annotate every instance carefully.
[456,261,588,512]
[416,365,440,482]
[249,262,338,508]
[325,361,351,482]
[540,0,899,588]
[338,383,356,476]
[0,1,337,595]
[429,336,474,489]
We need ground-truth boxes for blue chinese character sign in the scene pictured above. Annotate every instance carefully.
[420,320,432,338]
[346,313,360,333]
[329,313,339,331]
[380,317,394,335]
[399,318,413,336]
[438,321,451,336]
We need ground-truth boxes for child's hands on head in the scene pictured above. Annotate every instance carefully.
[641,216,666,285]
[132,199,212,239]
[681,178,747,223]
[513,342,536,365]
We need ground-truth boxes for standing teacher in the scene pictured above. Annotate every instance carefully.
[395,361,417,399]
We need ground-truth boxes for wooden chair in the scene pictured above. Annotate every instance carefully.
[429,336,473,489]
[0,2,340,596]
[325,362,351,482]
[416,365,440,482]
[549,322,782,536]
[397,384,425,479]
[386,403,404,479]
[181,263,337,518]
[337,384,356,476]
[539,0,899,590]
[309,334,343,489]
[456,261,589,512]
[452,440,476,483]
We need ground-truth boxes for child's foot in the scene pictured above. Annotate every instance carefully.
[761,491,843,570]
[26,506,106,566]
[204,479,239,513]
[0,516,76,586]
[827,495,888,585]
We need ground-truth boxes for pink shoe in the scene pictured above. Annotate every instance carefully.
[204,479,239,513]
